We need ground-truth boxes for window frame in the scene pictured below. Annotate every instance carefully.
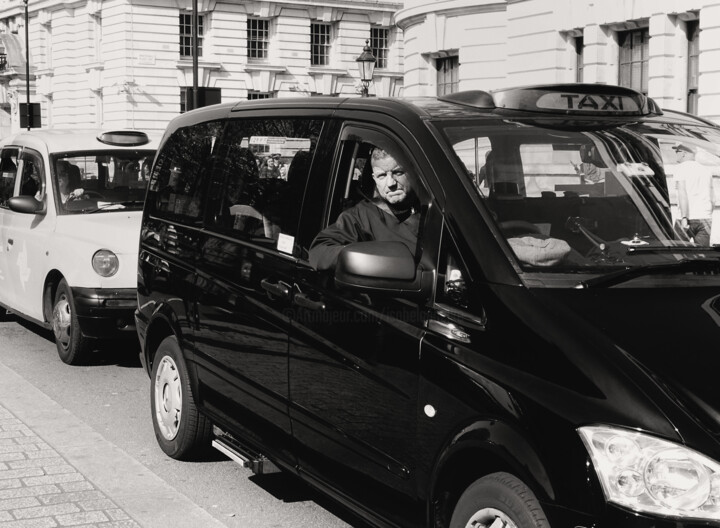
[179,12,204,58]
[247,17,270,61]
[311,22,332,66]
[618,27,649,95]
[370,27,389,70]
[436,55,460,96]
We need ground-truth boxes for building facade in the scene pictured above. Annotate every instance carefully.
[396,0,720,123]
[0,0,403,136]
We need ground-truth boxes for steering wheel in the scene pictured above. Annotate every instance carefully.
[79,191,104,200]
[499,220,542,237]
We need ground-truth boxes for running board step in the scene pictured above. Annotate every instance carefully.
[212,428,280,475]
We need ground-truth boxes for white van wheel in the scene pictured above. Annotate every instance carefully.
[151,336,211,459]
[450,472,549,528]
[52,279,90,365]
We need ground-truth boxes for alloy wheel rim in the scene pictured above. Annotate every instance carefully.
[154,356,182,441]
[465,508,518,528]
[52,294,72,349]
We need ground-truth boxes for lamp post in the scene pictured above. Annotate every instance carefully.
[355,39,376,97]
[23,0,31,129]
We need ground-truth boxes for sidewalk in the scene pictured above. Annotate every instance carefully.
[0,363,227,528]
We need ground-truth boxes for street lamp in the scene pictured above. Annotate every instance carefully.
[23,0,31,130]
[355,39,376,97]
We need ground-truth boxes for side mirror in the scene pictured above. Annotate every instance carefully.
[7,195,45,215]
[334,241,429,299]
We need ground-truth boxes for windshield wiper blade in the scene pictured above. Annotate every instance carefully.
[576,259,720,289]
[86,201,142,214]
[626,244,720,254]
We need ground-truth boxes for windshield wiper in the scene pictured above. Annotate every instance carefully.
[626,245,720,254]
[576,258,720,289]
[86,201,142,214]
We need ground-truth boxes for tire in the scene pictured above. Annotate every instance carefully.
[52,279,91,365]
[450,472,550,528]
[150,336,211,460]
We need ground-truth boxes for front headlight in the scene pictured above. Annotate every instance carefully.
[579,425,720,520]
[92,249,119,277]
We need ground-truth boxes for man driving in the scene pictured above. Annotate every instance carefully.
[310,147,420,270]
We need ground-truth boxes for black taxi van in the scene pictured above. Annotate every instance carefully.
[136,84,720,528]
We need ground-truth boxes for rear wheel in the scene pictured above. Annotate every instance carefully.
[52,279,90,365]
[151,336,211,459]
[450,472,549,528]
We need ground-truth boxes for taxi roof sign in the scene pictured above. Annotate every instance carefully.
[491,84,662,117]
[97,130,151,147]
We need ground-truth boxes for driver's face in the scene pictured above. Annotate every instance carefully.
[371,154,411,205]
[58,171,69,192]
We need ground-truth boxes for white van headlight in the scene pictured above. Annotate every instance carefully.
[578,425,720,520]
[92,250,119,277]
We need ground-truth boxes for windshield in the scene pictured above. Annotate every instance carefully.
[52,150,155,214]
[438,119,720,279]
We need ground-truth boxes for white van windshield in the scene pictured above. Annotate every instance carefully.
[439,120,720,274]
[52,150,155,214]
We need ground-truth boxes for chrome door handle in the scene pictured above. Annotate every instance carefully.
[293,293,325,311]
[427,320,471,344]
[260,279,291,299]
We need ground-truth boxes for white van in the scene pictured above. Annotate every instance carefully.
[0,129,158,364]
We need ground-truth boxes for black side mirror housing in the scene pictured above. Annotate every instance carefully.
[7,195,45,215]
[334,241,429,299]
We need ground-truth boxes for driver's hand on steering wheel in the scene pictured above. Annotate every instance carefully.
[68,188,84,200]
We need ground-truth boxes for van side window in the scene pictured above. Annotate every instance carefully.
[206,118,322,245]
[0,147,20,207]
[19,149,45,201]
[147,121,223,223]
[309,128,429,272]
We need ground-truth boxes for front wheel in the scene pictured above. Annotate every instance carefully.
[52,279,91,365]
[450,472,549,528]
[151,336,211,460]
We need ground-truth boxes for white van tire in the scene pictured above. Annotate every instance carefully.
[151,336,211,460]
[52,279,90,365]
[450,472,549,528]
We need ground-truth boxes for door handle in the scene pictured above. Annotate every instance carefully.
[293,293,325,311]
[427,320,471,344]
[7,239,13,245]
[260,278,291,299]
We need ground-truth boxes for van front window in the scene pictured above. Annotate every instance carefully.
[53,150,155,214]
[439,121,720,279]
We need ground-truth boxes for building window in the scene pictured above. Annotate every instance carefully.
[248,91,273,100]
[311,22,331,66]
[370,27,389,69]
[179,12,203,58]
[575,36,584,82]
[436,55,459,96]
[687,20,700,115]
[181,87,221,113]
[618,28,649,94]
[247,18,269,61]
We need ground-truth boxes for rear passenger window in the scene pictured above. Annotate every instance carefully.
[206,118,323,247]
[0,147,20,207]
[147,121,223,223]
